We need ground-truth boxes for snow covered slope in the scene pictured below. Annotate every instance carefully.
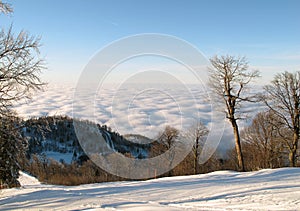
[17,172,40,187]
[1,168,300,210]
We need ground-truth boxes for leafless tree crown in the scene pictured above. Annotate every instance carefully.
[209,55,260,120]
[0,27,45,114]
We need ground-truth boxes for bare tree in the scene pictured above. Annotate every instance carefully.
[158,125,179,176]
[0,1,45,188]
[264,71,300,167]
[186,121,208,174]
[159,125,179,149]
[241,111,285,170]
[209,55,260,171]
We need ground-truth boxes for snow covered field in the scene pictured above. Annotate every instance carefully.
[1,168,300,210]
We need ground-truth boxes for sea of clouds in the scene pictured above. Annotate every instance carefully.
[13,83,264,153]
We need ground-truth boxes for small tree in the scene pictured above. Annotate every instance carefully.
[241,111,285,170]
[209,55,259,171]
[158,125,179,176]
[264,71,300,167]
[159,126,179,149]
[0,1,45,188]
[186,121,208,174]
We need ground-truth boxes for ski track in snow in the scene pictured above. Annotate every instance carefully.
[1,168,300,210]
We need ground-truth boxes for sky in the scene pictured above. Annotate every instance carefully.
[1,0,300,84]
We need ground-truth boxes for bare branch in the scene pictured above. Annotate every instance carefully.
[209,55,260,120]
[263,71,300,166]
[0,26,46,115]
[0,1,13,14]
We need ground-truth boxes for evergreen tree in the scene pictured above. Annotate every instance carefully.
[0,114,25,188]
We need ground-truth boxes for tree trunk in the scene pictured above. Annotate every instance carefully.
[193,157,197,175]
[231,119,245,171]
[193,151,197,175]
[289,150,296,167]
[289,131,299,167]
[194,137,199,175]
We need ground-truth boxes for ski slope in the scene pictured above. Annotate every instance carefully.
[1,168,300,210]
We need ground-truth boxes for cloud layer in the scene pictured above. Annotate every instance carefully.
[14,83,237,153]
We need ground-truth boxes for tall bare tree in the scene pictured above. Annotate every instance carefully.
[264,71,300,167]
[0,1,45,188]
[209,55,260,171]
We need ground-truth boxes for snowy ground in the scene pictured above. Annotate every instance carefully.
[1,168,300,210]
[43,151,73,164]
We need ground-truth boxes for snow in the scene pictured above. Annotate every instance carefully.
[43,151,73,164]
[17,171,40,187]
[1,168,300,210]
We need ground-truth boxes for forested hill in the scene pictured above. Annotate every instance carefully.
[22,116,152,164]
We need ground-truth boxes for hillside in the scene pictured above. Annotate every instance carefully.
[23,116,152,164]
[1,168,300,210]
[16,116,174,185]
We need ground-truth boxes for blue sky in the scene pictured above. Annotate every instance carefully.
[1,0,300,84]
